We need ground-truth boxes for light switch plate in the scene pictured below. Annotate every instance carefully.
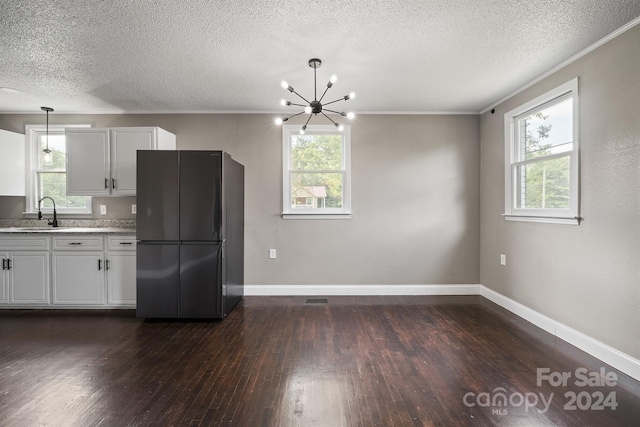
[269,249,277,259]
[100,205,107,215]
[132,204,137,214]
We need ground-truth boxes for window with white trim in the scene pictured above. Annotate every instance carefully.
[504,78,579,224]
[25,124,92,215]
[282,125,351,219]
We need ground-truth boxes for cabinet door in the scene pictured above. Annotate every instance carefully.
[0,253,7,303]
[9,252,50,304]
[52,252,104,305]
[107,252,136,305]
[0,129,25,196]
[111,128,154,196]
[66,128,111,196]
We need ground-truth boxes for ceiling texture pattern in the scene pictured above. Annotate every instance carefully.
[1,0,639,114]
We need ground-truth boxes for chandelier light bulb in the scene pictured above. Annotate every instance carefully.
[281,81,289,89]
[330,75,337,84]
[304,106,312,114]
[300,125,307,135]
[280,99,287,106]
[336,123,344,132]
[347,112,355,119]
[348,92,355,99]
[275,118,283,125]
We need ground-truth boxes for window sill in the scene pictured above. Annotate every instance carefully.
[503,214,581,225]
[282,213,352,220]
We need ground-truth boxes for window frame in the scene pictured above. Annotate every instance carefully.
[25,124,92,217]
[503,78,580,225]
[282,124,352,219]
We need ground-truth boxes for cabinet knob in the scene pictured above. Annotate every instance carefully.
[98,259,102,270]
[112,178,116,189]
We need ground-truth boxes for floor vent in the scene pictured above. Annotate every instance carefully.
[306,298,328,304]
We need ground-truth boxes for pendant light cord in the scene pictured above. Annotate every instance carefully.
[41,106,54,153]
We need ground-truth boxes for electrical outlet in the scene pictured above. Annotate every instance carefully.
[100,205,107,215]
[132,204,137,214]
[269,249,277,259]
[500,254,506,266]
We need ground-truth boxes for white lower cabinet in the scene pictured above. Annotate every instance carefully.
[0,253,5,303]
[52,252,105,304]
[1,252,50,304]
[1,234,136,308]
[9,252,50,304]
[52,235,106,305]
[106,236,136,305]
[51,235,136,307]
[0,236,50,305]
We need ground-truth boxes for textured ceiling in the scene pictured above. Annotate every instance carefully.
[1,0,639,114]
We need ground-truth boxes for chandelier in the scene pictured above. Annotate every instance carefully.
[275,58,355,134]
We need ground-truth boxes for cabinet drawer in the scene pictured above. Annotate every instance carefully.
[0,236,50,250]
[52,236,104,251]
[107,235,137,251]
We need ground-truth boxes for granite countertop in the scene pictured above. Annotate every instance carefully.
[0,219,136,235]
[0,227,136,235]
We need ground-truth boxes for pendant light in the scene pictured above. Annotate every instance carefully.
[41,106,54,165]
[275,58,355,134]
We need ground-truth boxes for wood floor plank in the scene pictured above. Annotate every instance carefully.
[1,296,639,426]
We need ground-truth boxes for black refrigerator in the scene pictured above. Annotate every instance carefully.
[136,150,244,319]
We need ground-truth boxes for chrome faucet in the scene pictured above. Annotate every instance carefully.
[38,196,59,227]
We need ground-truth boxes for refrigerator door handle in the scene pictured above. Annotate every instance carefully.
[213,170,222,239]
[219,245,226,299]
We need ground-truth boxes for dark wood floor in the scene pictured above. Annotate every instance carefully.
[0,296,639,426]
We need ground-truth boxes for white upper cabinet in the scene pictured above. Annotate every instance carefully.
[66,128,111,196]
[66,127,176,196]
[0,129,26,196]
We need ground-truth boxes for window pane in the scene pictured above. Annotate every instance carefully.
[518,97,572,160]
[291,172,343,209]
[515,155,570,209]
[291,134,342,170]
[39,133,66,169]
[38,172,88,208]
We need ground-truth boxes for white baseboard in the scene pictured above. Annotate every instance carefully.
[244,284,481,296]
[479,286,557,335]
[480,286,640,382]
[244,283,640,382]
